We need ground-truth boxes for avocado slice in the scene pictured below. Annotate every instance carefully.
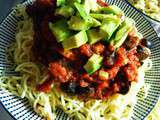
[68,16,101,31]
[55,6,74,18]
[90,13,118,20]
[84,54,103,75]
[92,17,101,27]
[57,0,66,7]
[112,18,135,48]
[74,2,92,23]
[49,20,72,43]
[100,17,121,41]
[99,70,109,79]
[62,30,88,50]
[66,0,81,7]
[83,0,100,14]
[87,29,105,45]
[68,16,92,31]
[99,5,124,16]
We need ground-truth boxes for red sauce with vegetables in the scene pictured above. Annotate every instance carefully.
[27,0,151,99]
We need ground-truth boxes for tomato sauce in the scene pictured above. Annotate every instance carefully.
[27,0,149,100]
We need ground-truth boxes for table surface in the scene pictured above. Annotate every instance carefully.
[0,1,23,120]
[0,1,159,120]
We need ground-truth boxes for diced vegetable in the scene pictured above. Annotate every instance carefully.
[84,54,103,74]
[74,2,93,23]
[55,6,74,18]
[87,29,105,44]
[99,5,124,16]
[83,0,91,15]
[57,0,66,6]
[97,0,108,7]
[68,16,92,31]
[66,0,81,7]
[84,0,100,14]
[100,17,121,41]
[49,20,72,42]
[99,70,109,80]
[90,13,118,20]
[112,18,135,48]
[62,30,88,50]
[68,16,101,31]
[92,17,101,27]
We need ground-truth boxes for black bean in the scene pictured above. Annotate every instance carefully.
[109,79,115,86]
[141,38,152,49]
[137,45,145,53]
[61,82,91,95]
[76,86,90,94]
[124,36,139,50]
[119,81,131,95]
[61,82,77,94]
[136,45,150,61]
[104,52,116,67]
[115,70,131,95]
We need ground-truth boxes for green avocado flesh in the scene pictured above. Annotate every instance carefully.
[62,30,88,50]
[84,54,103,75]
[49,20,72,42]
[49,1,134,73]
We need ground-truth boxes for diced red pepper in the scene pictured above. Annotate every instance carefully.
[107,67,119,80]
[49,62,68,82]
[96,82,109,98]
[58,49,78,61]
[123,64,138,82]
[97,0,109,7]
[80,80,89,87]
[92,42,106,55]
[36,79,53,93]
[81,73,94,82]
[115,47,128,66]
[79,44,93,57]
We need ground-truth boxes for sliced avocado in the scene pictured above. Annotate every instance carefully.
[112,18,135,48]
[55,6,74,18]
[90,13,118,20]
[66,0,81,7]
[83,0,100,14]
[84,54,103,75]
[92,17,101,27]
[62,30,88,50]
[100,17,121,41]
[83,0,91,15]
[99,5,124,16]
[114,32,128,48]
[57,0,66,7]
[68,16,101,31]
[49,20,72,42]
[87,29,105,45]
[74,2,92,23]
[68,16,92,31]
[99,70,109,79]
